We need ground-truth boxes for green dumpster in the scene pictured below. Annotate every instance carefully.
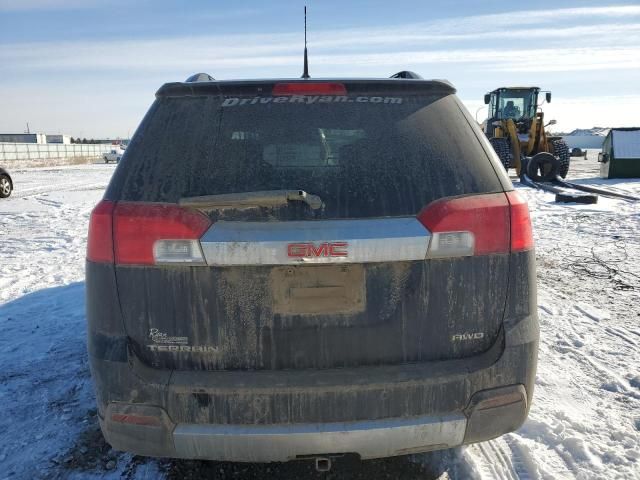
[599,128,640,179]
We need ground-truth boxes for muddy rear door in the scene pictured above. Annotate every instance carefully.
[108,80,510,371]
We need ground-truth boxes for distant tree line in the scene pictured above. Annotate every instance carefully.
[70,138,104,144]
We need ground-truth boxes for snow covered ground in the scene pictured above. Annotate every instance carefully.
[459,156,640,479]
[0,155,638,479]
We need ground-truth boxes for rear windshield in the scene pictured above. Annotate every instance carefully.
[108,91,502,218]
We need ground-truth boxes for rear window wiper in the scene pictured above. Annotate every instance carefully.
[179,189,324,210]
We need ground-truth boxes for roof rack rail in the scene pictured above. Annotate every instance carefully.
[185,73,215,82]
[390,71,423,79]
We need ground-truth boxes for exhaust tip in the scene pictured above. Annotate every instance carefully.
[315,457,332,472]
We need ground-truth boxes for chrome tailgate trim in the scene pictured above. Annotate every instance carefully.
[199,218,431,266]
[173,414,466,461]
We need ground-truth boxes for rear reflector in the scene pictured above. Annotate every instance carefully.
[272,82,347,96]
[473,391,525,411]
[506,191,534,252]
[111,413,162,427]
[87,200,115,263]
[113,203,211,265]
[418,193,510,256]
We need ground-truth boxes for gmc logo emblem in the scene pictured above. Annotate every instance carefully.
[287,242,349,258]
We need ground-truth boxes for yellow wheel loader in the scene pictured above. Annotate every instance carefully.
[483,87,570,178]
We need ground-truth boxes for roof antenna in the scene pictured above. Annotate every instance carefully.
[301,6,310,79]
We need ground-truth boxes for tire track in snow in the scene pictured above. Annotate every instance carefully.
[603,326,638,347]
[562,345,640,400]
[12,181,108,200]
[496,156,640,479]
[465,438,521,480]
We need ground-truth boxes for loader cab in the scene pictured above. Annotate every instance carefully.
[484,87,548,135]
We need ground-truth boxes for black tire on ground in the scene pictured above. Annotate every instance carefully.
[555,192,598,204]
[489,137,511,171]
[527,152,559,182]
[551,139,570,178]
[0,174,12,198]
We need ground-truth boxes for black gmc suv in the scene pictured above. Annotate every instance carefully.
[86,72,538,466]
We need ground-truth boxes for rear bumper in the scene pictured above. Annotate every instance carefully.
[90,324,536,461]
[100,382,528,462]
[175,414,466,461]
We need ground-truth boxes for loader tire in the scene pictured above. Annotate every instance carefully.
[489,137,511,171]
[551,139,570,178]
[527,152,559,182]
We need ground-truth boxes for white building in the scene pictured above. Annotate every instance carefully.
[562,128,609,149]
[0,133,47,144]
[45,134,71,144]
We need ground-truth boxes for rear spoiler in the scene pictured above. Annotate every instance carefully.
[156,78,456,98]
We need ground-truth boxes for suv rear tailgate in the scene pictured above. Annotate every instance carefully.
[108,80,509,372]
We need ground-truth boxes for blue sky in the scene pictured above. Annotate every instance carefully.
[1,0,639,138]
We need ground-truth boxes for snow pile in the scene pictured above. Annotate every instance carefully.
[565,128,611,137]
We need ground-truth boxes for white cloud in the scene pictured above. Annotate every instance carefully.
[308,5,640,48]
[415,5,640,29]
[310,22,640,50]
[5,41,638,76]
[2,3,639,76]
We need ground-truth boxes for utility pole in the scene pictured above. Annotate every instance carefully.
[26,122,30,134]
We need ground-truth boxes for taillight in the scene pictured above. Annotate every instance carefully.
[87,200,115,263]
[506,191,534,252]
[272,82,347,96]
[86,201,212,265]
[417,192,534,257]
[417,193,510,257]
[113,203,211,265]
